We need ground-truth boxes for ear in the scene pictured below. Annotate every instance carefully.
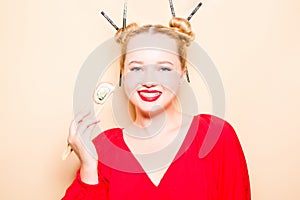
[179,68,186,85]
[181,66,190,83]
[180,67,187,78]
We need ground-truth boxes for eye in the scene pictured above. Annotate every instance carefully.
[159,66,172,71]
[130,66,143,72]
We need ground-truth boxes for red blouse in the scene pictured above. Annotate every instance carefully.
[62,114,251,199]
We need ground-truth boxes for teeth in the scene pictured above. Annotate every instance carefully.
[140,92,160,98]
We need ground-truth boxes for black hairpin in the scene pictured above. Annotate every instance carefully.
[122,0,128,30]
[169,0,176,17]
[186,67,191,83]
[118,70,122,87]
[101,0,128,31]
[187,2,202,21]
[100,11,119,30]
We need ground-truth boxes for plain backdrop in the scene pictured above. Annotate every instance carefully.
[0,0,299,199]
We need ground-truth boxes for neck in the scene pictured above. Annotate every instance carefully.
[134,101,181,129]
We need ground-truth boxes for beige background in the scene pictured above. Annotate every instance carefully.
[0,0,299,199]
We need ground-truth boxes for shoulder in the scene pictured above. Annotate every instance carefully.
[196,115,250,198]
[195,114,241,158]
[197,114,236,135]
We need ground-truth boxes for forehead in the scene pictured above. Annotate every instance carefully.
[125,49,180,65]
[126,32,179,56]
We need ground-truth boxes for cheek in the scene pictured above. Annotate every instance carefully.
[123,72,142,98]
[158,71,182,94]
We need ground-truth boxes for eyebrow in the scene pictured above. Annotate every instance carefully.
[157,61,174,65]
[128,61,144,65]
[127,60,174,66]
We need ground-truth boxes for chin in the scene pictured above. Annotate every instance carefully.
[135,103,163,114]
[130,92,176,115]
[134,102,175,118]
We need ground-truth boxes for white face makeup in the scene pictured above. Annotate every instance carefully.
[123,33,185,114]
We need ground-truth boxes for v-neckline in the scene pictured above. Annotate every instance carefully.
[120,115,198,188]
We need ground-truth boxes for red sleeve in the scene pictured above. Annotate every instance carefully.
[61,162,108,200]
[217,120,251,200]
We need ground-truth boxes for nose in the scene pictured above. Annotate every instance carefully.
[142,81,157,88]
[141,66,157,87]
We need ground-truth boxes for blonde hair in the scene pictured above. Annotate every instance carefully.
[114,17,195,73]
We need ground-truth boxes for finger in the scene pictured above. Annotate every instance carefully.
[77,117,100,135]
[69,120,78,137]
[74,108,91,124]
[71,110,92,136]
[69,114,98,145]
[78,121,100,148]
[81,122,99,140]
[76,112,98,128]
[87,120,101,129]
[78,123,99,157]
[78,119,100,135]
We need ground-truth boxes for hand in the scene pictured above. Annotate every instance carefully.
[67,109,100,184]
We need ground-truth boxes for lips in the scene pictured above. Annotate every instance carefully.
[138,90,162,102]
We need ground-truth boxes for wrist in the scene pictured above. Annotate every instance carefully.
[80,162,98,184]
[81,159,98,168]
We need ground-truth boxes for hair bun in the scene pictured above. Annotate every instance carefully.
[169,17,195,45]
[114,23,139,44]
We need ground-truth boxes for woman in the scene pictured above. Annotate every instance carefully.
[62,9,251,200]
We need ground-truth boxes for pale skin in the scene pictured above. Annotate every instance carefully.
[68,110,99,184]
[67,38,189,186]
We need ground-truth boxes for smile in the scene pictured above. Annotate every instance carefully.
[138,90,162,102]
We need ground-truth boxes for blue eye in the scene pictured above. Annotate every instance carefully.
[160,67,172,72]
[130,67,143,72]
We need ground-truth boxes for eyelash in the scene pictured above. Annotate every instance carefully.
[160,67,172,71]
[130,67,143,72]
[129,66,172,72]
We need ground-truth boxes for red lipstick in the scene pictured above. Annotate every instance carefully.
[138,90,162,102]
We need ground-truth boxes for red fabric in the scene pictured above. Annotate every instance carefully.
[62,114,251,200]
